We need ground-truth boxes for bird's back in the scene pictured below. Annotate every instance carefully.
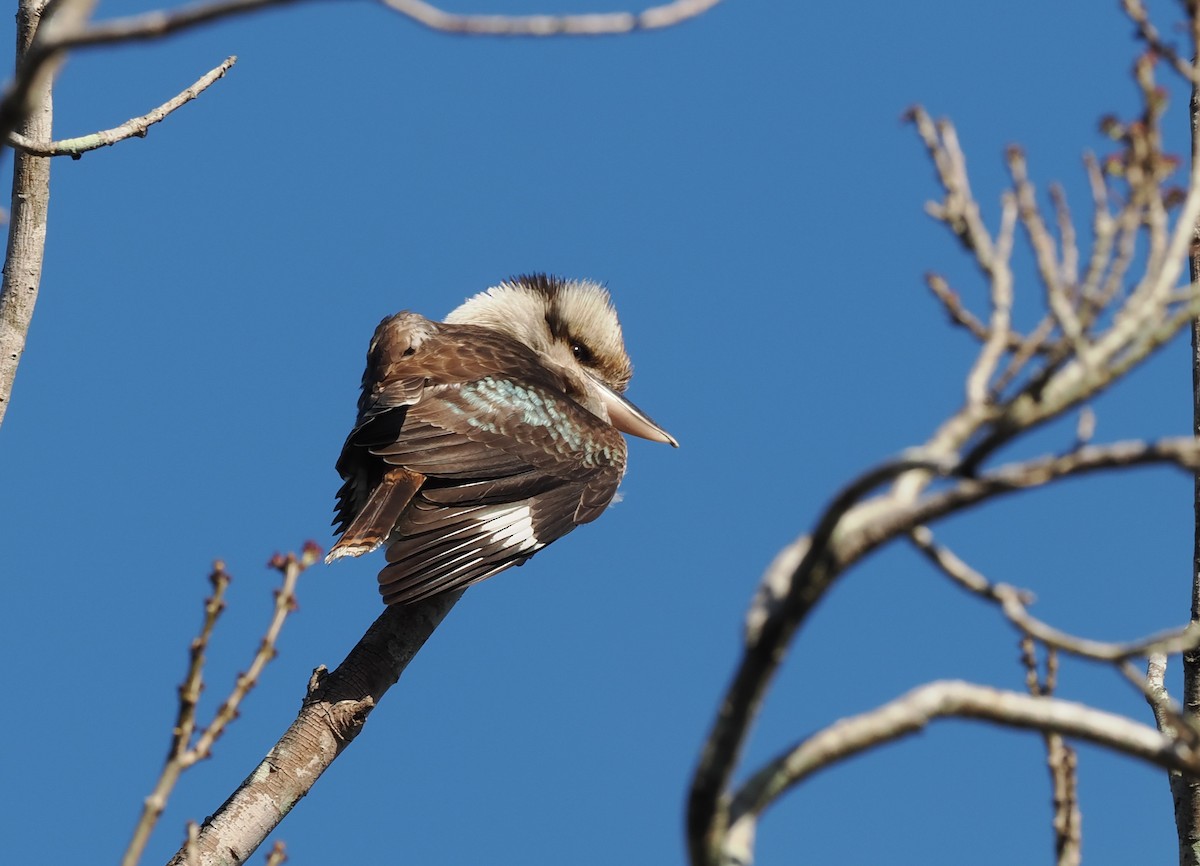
[330,312,627,604]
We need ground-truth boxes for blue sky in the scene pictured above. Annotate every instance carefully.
[2,0,1193,863]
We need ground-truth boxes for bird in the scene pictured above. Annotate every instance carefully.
[326,274,677,606]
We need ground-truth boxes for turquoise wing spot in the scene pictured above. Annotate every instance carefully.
[458,378,606,455]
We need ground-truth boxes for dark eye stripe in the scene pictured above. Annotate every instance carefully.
[571,340,594,366]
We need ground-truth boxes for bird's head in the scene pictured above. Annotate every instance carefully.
[445,275,678,447]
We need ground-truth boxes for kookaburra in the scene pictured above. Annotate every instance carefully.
[327,274,677,605]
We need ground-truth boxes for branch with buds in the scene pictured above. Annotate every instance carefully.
[121,544,319,866]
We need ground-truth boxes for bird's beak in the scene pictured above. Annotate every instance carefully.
[586,373,679,447]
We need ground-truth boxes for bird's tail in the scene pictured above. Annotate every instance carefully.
[326,467,425,563]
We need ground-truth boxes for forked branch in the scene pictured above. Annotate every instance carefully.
[121,545,317,866]
[164,589,464,866]
[688,9,1200,864]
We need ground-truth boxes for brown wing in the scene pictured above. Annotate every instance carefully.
[327,312,436,560]
[329,312,627,604]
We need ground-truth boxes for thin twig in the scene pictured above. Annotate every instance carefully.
[1047,733,1082,866]
[992,315,1059,396]
[1121,0,1196,82]
[1050,183,1079,288]
[1008,146,1086,358]
[908,524,1022,597]
[908,107,997,271]
[1079,150,1116,306]
[1003,587,1200,662]
[172,564,231,768]
[1019,638,1081,866]
[965,191,1016,405]
[8,56,235,158]
[880,109,1017,509]
[925,272,992,342]
[909,526,1200,662]
[120,546,316,866]
[1090,196,1140,320]
[189,544,313,762]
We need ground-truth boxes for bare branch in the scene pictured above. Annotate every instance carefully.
[908,107,997,269]
[907,524,1015,597]
[1046,734,1082,866]
[1050,183,1079,288]
[925,272,992,342]
[1019,635,1054,697]
[966,190,1016,405]
[8,56,235,158]
[166,589,464,866]
[377,0,723,34]
[29,0,295,53]
[1078,151,1117,313]
[0,0,723,151]
[926,272,1057,357]
[909,525,1200,662]
[190,547,311,762]
[743,451,960,646]
[699,435,1200,864]
[909,521,1198,860]
[992,316,1058,395]
[121,548,314,866]
[1122,0,1196,82]
[1135,652,1200,863]
[174,564,231,765]
[848,437,1200,567]
[697,10,1200,864]
[51,0,723,48]
[726,681,1200,833]
[1090,192,1141,322]
[1002,590,1200,662]
[1007,146,1086,357]
[691,452,959,866]
[1129,654,1193,745]
[1018,639,1081,866]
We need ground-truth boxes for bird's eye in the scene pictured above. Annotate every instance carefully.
[571,341,594,365]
